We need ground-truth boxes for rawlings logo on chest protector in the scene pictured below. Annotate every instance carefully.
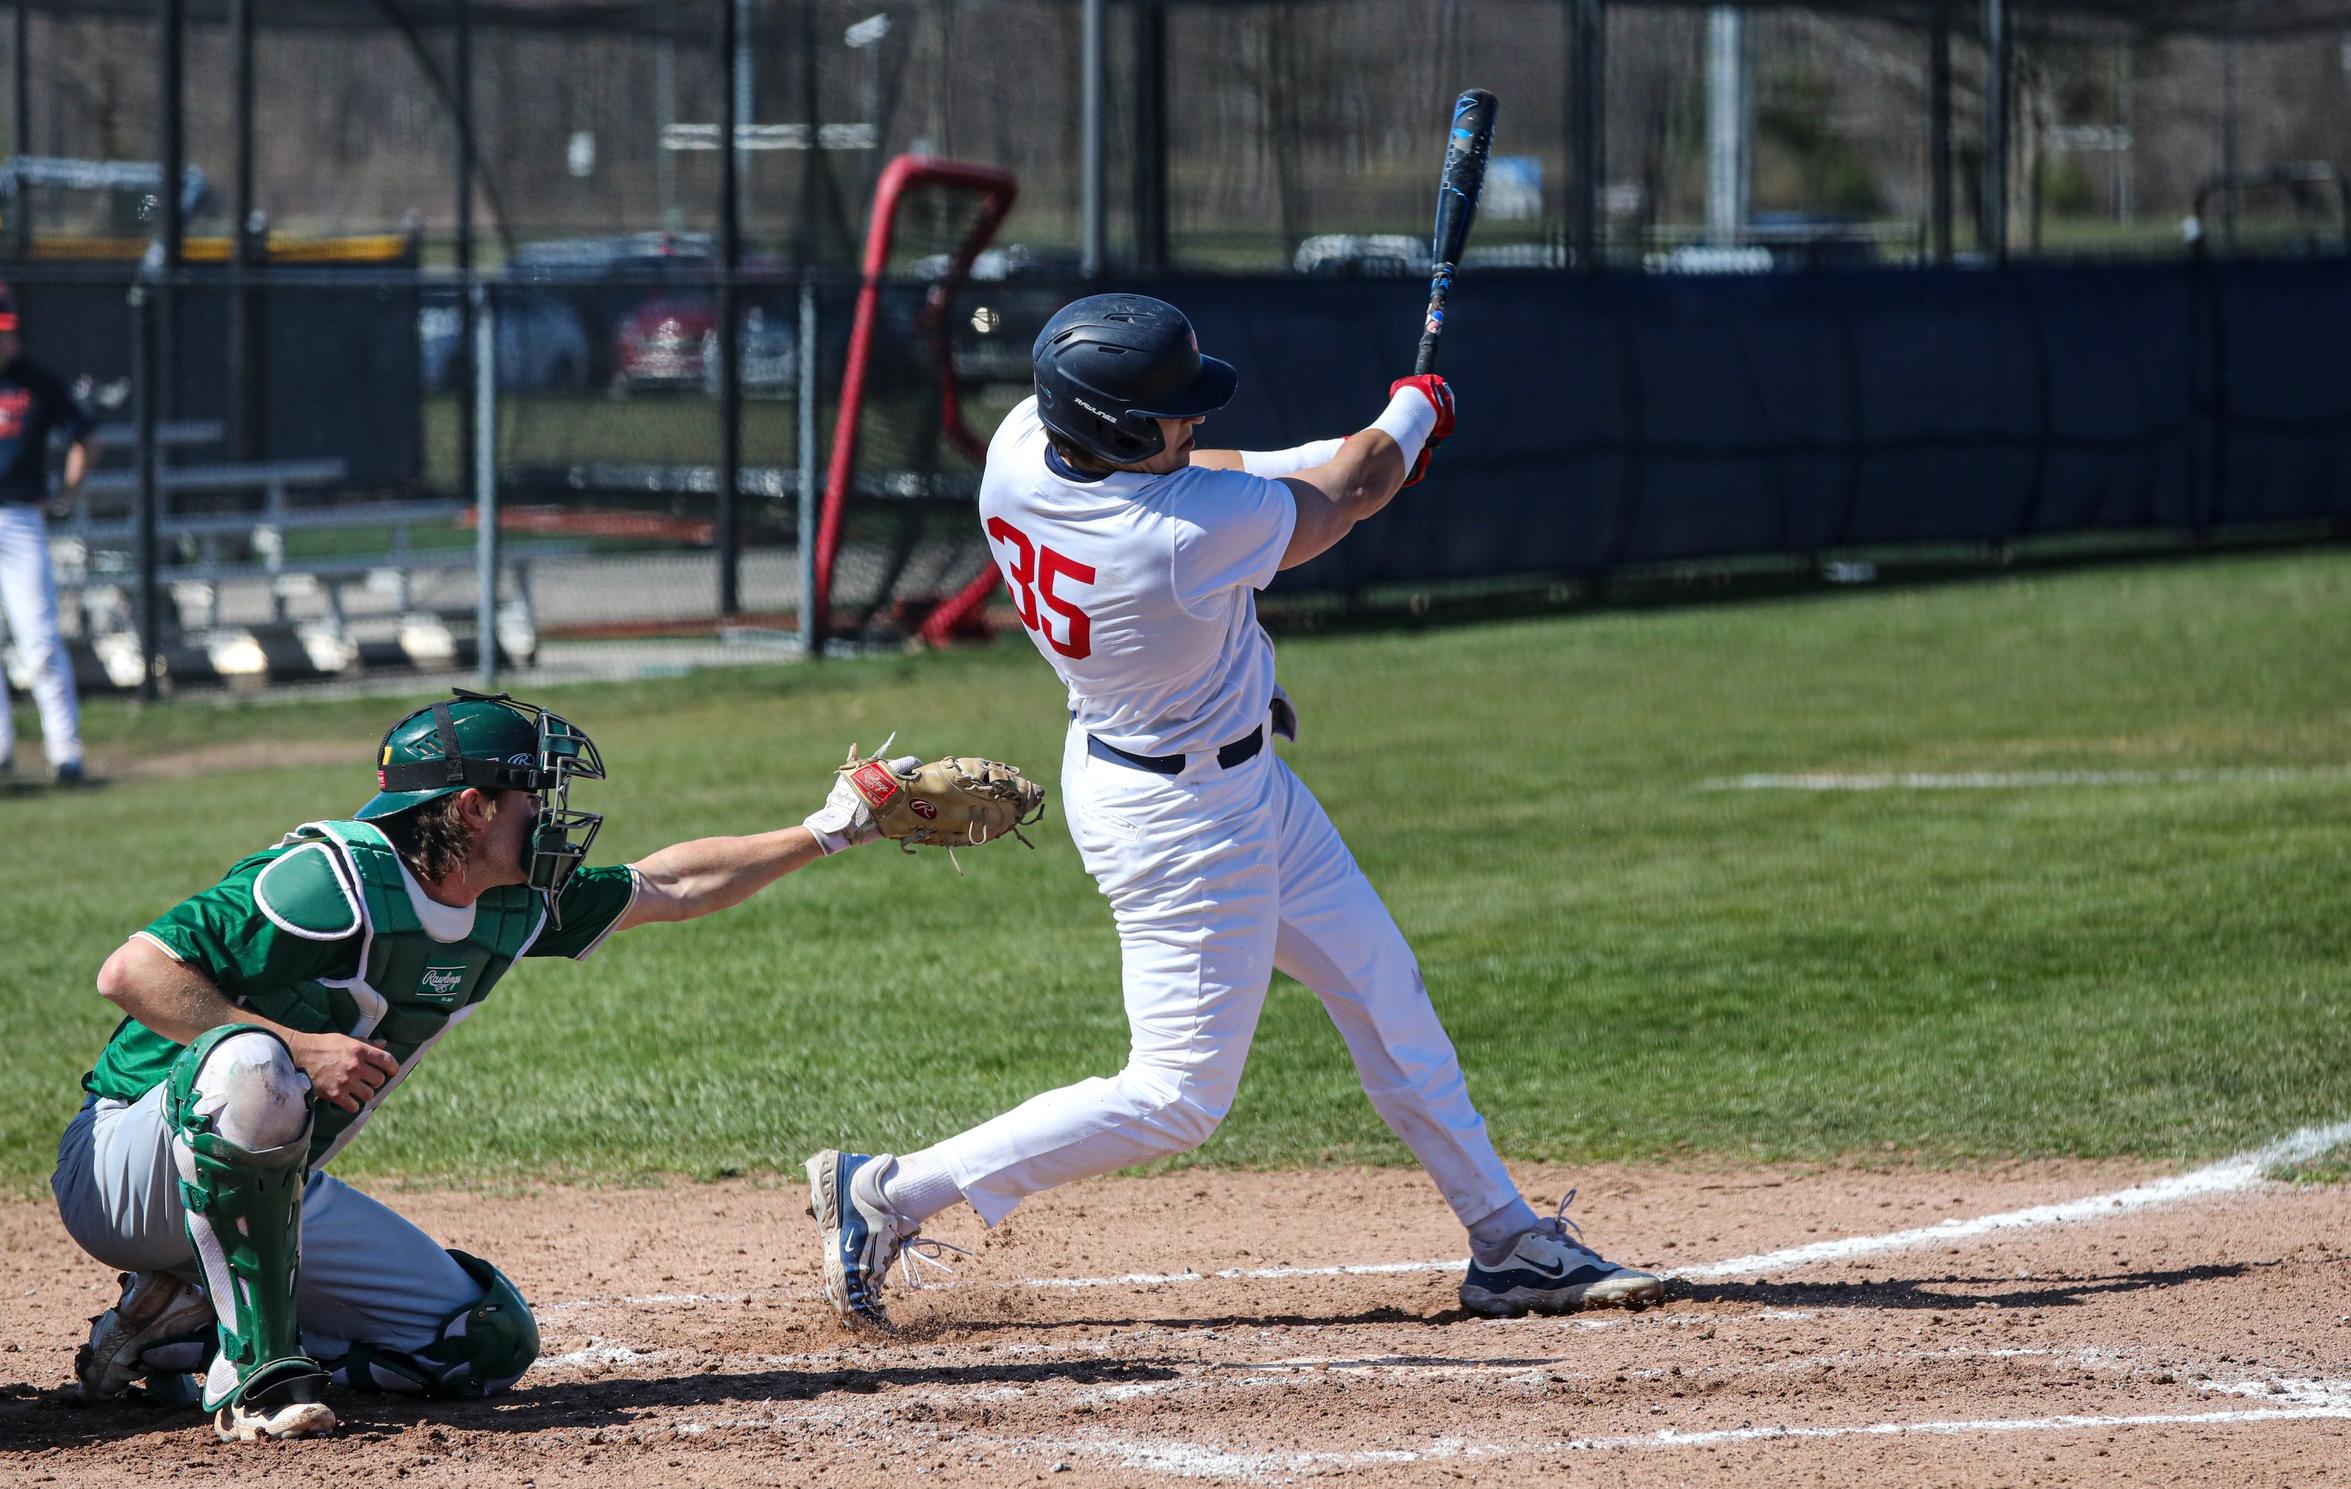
[417,965,468,1002]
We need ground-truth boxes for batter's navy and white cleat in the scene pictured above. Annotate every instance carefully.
[76,1270,215,1403]
[1459,1191,1664,1317]
[806,1149,914,1329]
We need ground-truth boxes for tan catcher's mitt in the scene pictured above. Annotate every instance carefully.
[841,749,1048,856]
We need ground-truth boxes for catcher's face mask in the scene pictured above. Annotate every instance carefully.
[518,700,605,916]
[368,688,606,919]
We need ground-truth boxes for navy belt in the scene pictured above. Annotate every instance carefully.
[1088,725,1264,776]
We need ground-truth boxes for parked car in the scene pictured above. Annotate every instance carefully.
[1293,233,1428,277]
[608,296,800,397]
[700,305,797,397]
[513,230,715,277]
[612,297,716,393]
[897,243,1084,385]
[418,293,593,392]
[908,242,1085,285]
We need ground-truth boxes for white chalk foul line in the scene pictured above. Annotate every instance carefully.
[539,1343,670,1372]
[1072,1404,2351,1476]
[1020,1257,1459,1291]
[1022,1117,2351,1292]
[1606,1402,2351,1449]
[1056,1376,2351,1477]
[1676,1117,2351,1280]
[1705,767,2324,792]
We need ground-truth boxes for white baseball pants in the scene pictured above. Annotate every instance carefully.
[0,503,82,769]
[929,723,1523,1229]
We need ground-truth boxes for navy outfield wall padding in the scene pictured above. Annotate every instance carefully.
[1077,258,2351,594]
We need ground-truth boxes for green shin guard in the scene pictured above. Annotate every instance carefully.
[325,1251,540,1398]
[165,1025,319,1413]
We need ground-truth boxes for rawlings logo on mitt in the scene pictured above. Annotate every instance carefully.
[839,748,1048,864]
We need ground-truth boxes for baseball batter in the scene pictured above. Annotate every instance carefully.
[0,278,94,783]
[808,294,1661,1326]
[52,688,1033,1442]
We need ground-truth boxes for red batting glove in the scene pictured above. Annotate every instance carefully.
[1389,374,1456,438]
[1389,373,1455,486]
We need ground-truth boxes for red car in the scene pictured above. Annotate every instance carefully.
[612,297,717,394]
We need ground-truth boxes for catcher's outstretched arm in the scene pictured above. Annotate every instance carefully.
[615,827,833,932]
[613,746,926,931]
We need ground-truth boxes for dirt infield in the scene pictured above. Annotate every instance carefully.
[6,1154,2348,1487]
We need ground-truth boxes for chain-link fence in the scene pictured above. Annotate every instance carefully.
[14,3,2351,271]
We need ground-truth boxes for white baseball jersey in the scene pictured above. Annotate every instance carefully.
[976,396,1295,758]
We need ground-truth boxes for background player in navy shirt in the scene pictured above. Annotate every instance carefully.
[0,278,97,783]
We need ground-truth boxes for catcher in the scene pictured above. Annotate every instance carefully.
[50,688,1042,1443]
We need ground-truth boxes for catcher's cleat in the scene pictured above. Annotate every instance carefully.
[1458,1191,1664,1318]
[806,1149,922,1330]
[212,1359,336,1443]
[76,1270,215,1403]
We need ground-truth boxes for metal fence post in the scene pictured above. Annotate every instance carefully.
[1981,0,2009,264]
[155,0,183,421]
[472,279,499,688]
[1567,0,1606,271]
[797,275,818,654]
[10,5,30,260]
[129,278,160,701]
[716,0,742,617]
[455,0,476,513]
[1081,0,1106,279]
[1928,1,1953,263]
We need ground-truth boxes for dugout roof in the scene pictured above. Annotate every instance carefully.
[22,0,2351,43]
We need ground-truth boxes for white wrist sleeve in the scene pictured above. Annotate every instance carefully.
[1239,438,1346,479]
[1369,388,1440,468]
[801,819,855,856]
[802,773,877,854]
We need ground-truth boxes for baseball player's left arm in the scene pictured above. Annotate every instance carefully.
[1279,377,1452,570]
[50,378,98,513]
[1189,442,1346,476]
[62,434,96,494]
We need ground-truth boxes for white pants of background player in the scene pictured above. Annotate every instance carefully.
[0,503,82,770]
[922,722,1526,1234]
[53,1085,486,1366]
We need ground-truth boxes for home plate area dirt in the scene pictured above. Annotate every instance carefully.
[6,1158,2348,1487]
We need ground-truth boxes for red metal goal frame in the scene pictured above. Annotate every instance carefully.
[809,154,1018,648]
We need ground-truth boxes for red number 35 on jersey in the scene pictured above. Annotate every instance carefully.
[986,517,1096,660]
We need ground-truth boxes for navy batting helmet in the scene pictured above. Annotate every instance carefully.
[1032,294,1236,466]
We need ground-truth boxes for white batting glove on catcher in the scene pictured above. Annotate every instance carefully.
[804,744,922,854]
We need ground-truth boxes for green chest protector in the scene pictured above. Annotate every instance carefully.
[245,820,545,1165]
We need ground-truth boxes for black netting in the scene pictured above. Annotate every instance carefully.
[817,168,1023,644]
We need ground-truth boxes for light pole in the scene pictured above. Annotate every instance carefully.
[845,13,890,217]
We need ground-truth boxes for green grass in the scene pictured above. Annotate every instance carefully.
[6,549,2350,1191]
[2267,1144,2351,1186]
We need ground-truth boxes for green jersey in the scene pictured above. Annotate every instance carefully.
[85,819,638,1167]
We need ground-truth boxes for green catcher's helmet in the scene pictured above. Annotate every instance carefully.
[357,690,607,912]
